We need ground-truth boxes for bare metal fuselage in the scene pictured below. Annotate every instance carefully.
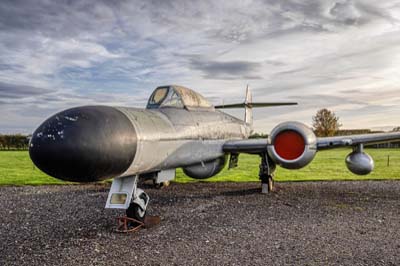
[29,85,254,183]
[116,107,250,177]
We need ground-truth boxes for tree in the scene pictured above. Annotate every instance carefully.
[0,135,4,149]
[0,134,29,150]
[312,108,341,137]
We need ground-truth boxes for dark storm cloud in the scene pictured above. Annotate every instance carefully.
[190,59,262,80]
[0,81,54,99]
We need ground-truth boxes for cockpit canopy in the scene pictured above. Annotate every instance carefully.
[146,85,213,110]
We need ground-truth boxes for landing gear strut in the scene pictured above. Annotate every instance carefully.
[259,153,276,194]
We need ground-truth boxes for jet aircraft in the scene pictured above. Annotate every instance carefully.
[29,85,400,221]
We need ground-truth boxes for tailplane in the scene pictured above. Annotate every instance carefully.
[215,85,298,126]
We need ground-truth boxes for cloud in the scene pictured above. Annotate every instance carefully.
[189,58,262,80]
[0,0,399,133]
[329,1,361,25]
[0,81,54,99]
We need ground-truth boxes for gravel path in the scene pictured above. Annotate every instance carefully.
[1,181,400,266]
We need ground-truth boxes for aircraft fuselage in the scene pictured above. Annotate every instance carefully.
[29,105,249,182]
[119,107,249,176]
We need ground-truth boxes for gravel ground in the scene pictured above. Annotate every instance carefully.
[1,181,400,266]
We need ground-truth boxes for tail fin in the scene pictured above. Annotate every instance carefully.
[244,85,253,126]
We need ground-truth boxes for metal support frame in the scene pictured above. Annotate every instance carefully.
[259,153,276,194]
[116,216,144,233]
[154,169,175,186]
[116,215,161,233]
[105,175,149,211]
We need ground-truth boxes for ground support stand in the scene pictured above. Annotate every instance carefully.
[116,215,161,233]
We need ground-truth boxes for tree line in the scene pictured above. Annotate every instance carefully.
[0,134,30,150]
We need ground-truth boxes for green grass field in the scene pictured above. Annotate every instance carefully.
[1,149,400,186]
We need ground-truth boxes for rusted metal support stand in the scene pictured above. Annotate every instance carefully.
[116,215,161,233]
[116,216,144,233]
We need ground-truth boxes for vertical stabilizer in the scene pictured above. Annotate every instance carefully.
[244,85,253,127]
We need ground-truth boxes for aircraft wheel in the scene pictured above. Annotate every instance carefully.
[126,202,146,222]
[126,193,148,222]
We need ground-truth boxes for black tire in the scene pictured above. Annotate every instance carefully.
[126,203,146,222]
[126,193,148,222]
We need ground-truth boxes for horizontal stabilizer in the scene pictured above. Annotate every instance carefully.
[215,102,297,109]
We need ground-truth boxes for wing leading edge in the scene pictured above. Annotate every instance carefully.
[223,139,269,154]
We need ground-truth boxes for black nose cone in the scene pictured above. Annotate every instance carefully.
[29,106,137,182]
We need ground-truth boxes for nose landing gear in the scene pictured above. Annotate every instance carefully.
[105,175,150,220]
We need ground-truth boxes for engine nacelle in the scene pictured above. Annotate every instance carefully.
[345,151,374,175]
[267,122,317,169]
[183,156,227,179]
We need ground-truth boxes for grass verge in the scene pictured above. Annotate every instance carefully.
[1,149,400,186]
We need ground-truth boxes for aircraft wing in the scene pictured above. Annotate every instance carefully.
[223,139,269,154]
[223,132,400,154]
[223,129,400,175]
[316,132,400,150]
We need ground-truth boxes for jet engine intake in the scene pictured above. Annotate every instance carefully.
[345,150,374,175]
[183,156,227,179]
[267,122,317,169]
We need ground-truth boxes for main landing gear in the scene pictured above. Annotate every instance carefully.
[106,175,163,233]
[259,153,276,194]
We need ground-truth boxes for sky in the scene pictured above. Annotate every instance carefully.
[0,0,400,134]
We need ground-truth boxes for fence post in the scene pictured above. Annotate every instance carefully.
[387,155,390,167]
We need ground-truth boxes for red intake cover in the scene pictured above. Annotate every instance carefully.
[274,130,305,160]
